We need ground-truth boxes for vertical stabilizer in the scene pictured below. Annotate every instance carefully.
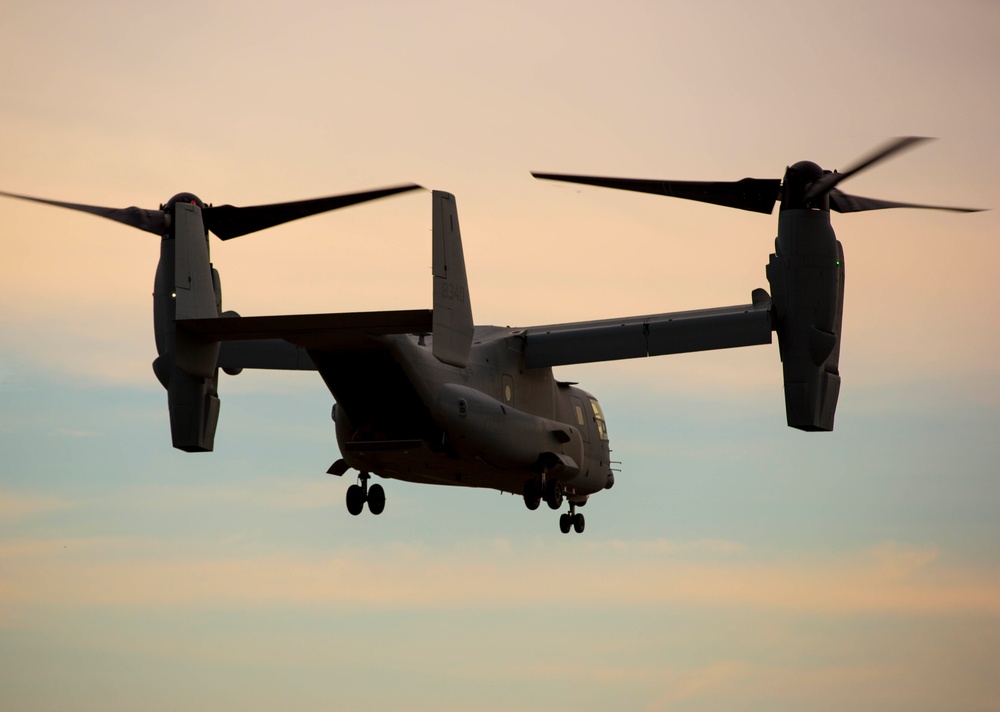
[432,191,474,368]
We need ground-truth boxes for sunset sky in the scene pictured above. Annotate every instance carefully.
[1,1,999,710]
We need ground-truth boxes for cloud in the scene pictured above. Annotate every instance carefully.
[589,538,747,555]
[98,479,345,512]
[55,427,100,438]
[650,661,757,710]
[0,492,77,519]
[867,540,940,581]
[644,658,996,712]
[1,535,996,617]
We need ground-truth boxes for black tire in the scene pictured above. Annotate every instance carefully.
[545,479,563,510]
[559,513,571,534]
[346,484,365,516]
[573,513,585,534]
[523,480,541,511]
[367,483,386,515]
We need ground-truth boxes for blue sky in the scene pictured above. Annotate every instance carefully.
[2,1,999,710]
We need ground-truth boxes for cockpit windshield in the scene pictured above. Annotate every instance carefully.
[590,398,608,441]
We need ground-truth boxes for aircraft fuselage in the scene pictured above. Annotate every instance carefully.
[329,326,614,503]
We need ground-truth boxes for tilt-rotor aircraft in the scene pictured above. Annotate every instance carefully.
[2,137,978,533]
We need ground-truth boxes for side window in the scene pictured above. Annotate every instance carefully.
[590,398,608,441]
[571,396,588,441]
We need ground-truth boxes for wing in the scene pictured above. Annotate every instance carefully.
[179,309,431,346]
[181,308,430,369]
[184,309,433,372]
[218,339,317,372]
[522,291,773,368]
[180,309,435,439]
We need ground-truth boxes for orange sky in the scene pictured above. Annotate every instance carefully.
[1,1,999,710]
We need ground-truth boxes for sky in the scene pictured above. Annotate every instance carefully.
[1,1,999,710]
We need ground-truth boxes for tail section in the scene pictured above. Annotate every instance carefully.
[431,191,474,368]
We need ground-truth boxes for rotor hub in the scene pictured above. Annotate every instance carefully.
[781,161,830,212]
[164,192,204,210]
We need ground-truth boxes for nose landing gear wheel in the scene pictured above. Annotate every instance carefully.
[558,502,585,534]
[367,483,386,515]
[346,484,365,516]
[345,472,384,516]
[559,513,571,533]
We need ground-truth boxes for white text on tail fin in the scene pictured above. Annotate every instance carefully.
[431,191,474,368]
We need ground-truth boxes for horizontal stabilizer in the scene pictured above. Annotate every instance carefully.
[523,297,773,368]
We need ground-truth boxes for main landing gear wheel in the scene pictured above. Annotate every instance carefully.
[523,479,542,511]
[544,478,563,510]
[345,472,385,516]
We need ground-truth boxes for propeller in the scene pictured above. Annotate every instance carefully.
[532,137,982,214]
[528,174,781,214]
[0,183,423,238]
[0,191,168,234]
[203,184,423,239]
[801,136,928,202]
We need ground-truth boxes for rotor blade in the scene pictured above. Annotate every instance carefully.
[531,172,781,214]
[203,183,423,240]
[805,136,932,201]
[0,190,166,234]
[829,189,984,214]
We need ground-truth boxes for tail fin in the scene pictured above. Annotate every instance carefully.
[431,191,474,368]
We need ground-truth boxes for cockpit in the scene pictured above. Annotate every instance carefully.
[590,398,608,441]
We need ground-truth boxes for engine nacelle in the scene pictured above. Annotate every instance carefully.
[151,200,223,452]
[766,209,844,432]
[152,360,220,452]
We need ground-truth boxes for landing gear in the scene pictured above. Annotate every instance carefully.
[525,477,585,534]
[526,477,565,512]
[558,502,585,534]
[367,483,386,515]
[523,479,542,511]
[544,478,563,510]
[345,472,385,516]
[346,483,365,515]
